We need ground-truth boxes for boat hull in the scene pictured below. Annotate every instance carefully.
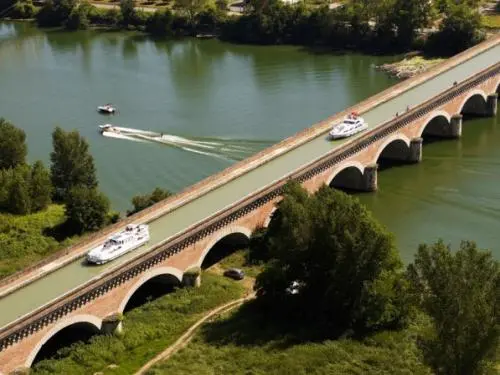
[329,123,368,139]
[86,235,150,265]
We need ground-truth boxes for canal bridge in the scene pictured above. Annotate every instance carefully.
[0,36,499,373]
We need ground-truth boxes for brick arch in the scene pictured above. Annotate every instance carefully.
[25,314,102,368]
[418,110,452,138]
[458,89,488,114]
[371,134,411,165]
[326,161,365,187]
[118,266,183,313]
[264,207,278,228]
[196,226,252,268]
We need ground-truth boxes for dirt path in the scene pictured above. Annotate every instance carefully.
[134,292,255,375]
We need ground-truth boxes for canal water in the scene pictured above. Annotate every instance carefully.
[0,21,498,261]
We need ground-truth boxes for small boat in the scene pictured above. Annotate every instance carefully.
[97,104,116,114]
[86,224,150,265]
[329,112,368,139]
[99,124,115,133]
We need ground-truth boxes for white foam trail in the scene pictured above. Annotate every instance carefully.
[102,131,150,143]
[181,146,230,161]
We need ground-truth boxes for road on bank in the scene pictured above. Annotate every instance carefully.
[0,41,498,329]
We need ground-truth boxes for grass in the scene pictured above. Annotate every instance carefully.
[32,273,245,375]
[146,302,433,375]
[217,249,264,279]
[482,15,500,29]
[0,205,76,279]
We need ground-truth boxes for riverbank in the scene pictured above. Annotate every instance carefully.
[376,55,445,79]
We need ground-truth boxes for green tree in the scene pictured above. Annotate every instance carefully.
[426,3,483,56]
[392,0,434,47]
[127,187,172,216]
[36,0,78,27]
[50,127,98,201]
[30,161,52,212]
[146,9,174,36]
[8,167,31,215]
[65,1,92,30]
[65,186,110,233]
[175,0,208,26]
[255,182,409,335]
[0,118,27,170]
[407,240,500,375]
[120,0,136,25]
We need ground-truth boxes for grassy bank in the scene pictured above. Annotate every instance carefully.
[0,204,75,279]
[482,15,500,29]
[147,302,433,375]
[32,273,245,375]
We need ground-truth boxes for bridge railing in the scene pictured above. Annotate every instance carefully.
[1,59,499,352]
[0,34,499,298]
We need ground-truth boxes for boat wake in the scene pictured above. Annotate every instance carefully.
[100,125,275,161]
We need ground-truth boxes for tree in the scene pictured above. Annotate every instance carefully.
[407,240,500,375]
[50,127,98,201]
[146,10,174,36]
[425,3,483,56]
[65,1,92,30]
[255,182,409,335]
[391,0,434,47]
[127,187,172,216]
[175,0,208,26]
[7,167,31,215]
[0,118,27,170]
[65,186,110,234]
[120,0,136,25]
[30,161,52,212]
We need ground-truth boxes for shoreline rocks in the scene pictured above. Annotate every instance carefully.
[376,56,445,79]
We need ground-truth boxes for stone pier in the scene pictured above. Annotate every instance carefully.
[408,137,423,163]
[362,164,378,192]
[450,114,463,138]
[486,94,498,116]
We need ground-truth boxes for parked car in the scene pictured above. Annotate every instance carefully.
[223,268,245,280]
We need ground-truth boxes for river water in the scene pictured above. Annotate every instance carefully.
[0,21,498,261]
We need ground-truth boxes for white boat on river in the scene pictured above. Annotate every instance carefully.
[86,224,150,265]
[97,104,116,114]
[329,112,368,139]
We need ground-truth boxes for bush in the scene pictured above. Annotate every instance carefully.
[65,187,110,234]
[127,187,172,216]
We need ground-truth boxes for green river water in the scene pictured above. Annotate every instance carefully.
[1,21,499,265]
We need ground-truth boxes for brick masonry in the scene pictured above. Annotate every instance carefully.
[0,62,499,375]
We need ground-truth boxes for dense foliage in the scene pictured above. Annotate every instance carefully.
[31,273,244,375]
[127,187,172,216]
[50,126,98,201]
[25,0,486,55]
[255,182,409,336]
[65,187,110,234]
[0,205,73,278]
[0,118,27,170]
[407,240,500,375]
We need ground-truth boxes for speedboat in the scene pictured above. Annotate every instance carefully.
[86,224,150,265]
[99,124,115,133]
[97,104,116,114]
[329,112,368,139]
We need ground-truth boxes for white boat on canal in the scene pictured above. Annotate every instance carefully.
[329,112,368,139]
[86,224,150,264]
